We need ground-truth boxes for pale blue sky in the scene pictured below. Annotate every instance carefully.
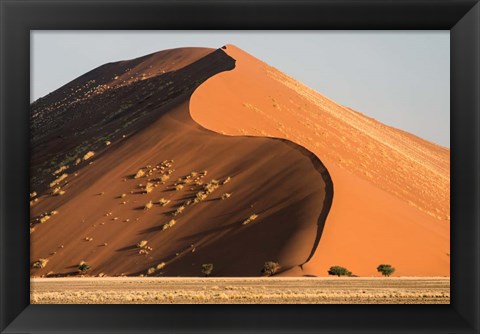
[31,31,450,147]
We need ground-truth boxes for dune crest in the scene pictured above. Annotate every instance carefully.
[190,45,450,276]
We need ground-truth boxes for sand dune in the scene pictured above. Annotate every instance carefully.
[31,45,449,278]
[191,45,450,277]
[30,48,332,277]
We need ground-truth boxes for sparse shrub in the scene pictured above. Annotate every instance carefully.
[204,181,220,194]
[147,267,156,275]
[144,201,153,210]
[262,261,281,276]
[78,261,91,273]
[121,193,126,198]
[222,177,231,185]
[105,141,111,146]
[173,206,185,216]
[242,214,258,225]
[83,151,95,161]
[49,173,68,188]
[201,263,214,277]
[160,175,170,183]
[38,215,51,224]
[158,198,170,206]
[175,184,184,191]
[162,219,176,231]
[156,262,166,270]
[328,266,352,277]
[53,165,68,175]
[32,258,48,269]
[145,182,154,193]
[194,191,208,203]
[377,264,395,277]
[137,240,148,248]
[134,169,145,179]
[221,193,232,200]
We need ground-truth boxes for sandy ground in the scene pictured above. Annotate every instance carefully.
[31,277,450,304]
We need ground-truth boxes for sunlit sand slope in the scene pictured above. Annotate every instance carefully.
[191,45,450,277]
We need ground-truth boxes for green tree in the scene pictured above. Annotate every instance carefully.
[78,262,91,274]
[377,264,395,277]
[262,261,281,276]
[327,266,352,277]
[201,263,214,277]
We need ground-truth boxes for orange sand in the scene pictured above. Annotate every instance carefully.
[190,45,450,277]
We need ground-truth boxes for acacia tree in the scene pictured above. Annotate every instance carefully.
[377,264,395,277]
[262,261,281,276]
[78,262,91,274]
[327,266,352,277]
[201,263,214,277]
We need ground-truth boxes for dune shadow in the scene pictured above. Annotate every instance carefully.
[138,225,165,234]
[49,270,80,277]
[177,194,197,201]
[270,138,334,265]
[115,245,137,252]
[131,190,146,195]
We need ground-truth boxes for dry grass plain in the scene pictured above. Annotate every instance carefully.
[31,277,449,304]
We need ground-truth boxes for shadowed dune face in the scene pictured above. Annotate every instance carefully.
[191,45,450,277]
[30,48,333,277]
[31,47,216,191]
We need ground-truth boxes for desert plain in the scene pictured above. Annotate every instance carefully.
[31,277,450,304]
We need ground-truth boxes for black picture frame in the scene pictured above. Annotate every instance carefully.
[1,0,479,333]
